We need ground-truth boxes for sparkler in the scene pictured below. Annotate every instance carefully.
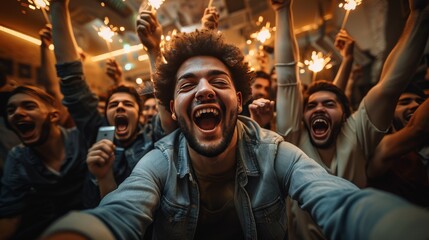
[148,0,165,11]
[304,51,332,81]
[34,0,50,24]
[251,22,272,44]
[339,0,362,30]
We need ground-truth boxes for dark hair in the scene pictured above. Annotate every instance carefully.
[304,80,352,118]
[105,85,142,114]
[253,70,271,86]
[403,82,426,99]
[154,30,252,108]
[8,85,58,108]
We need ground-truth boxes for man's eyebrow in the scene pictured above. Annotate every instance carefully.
[177,69,230,81]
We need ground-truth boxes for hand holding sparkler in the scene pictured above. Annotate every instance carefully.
[201,7,219,30]
[334,30,354,59]
[136,10,162,53]
[39,24,53,48]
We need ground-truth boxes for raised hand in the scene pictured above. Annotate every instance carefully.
[86,139,116,181]
[334,30,354,59]
[39,24,53,47]
[201,7,219,30]
[136,10,162,52]
[105,58,123,85]
[249,98,275,128]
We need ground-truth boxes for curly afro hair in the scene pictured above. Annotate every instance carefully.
[154,30,253,109]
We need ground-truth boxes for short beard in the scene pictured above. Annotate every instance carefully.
[178,109,238,158]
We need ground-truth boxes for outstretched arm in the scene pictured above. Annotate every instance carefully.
[364,1,429,131]
[271,0,302,142]
[333,30,355,91]
[367,97,429,178]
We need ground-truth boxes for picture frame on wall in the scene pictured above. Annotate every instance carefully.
[18,63,32,79]
[0,57,13,75]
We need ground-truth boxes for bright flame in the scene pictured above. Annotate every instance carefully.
[338,0,362,11]
[149,0,165,10]
[305,51,331,73]
[136,78,143,85]
[256,27,271,43]
[251,22,272,44]
[97,26,115,42]
[34,0,49,8]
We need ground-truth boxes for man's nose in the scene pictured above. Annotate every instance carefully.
[196,79,215,102]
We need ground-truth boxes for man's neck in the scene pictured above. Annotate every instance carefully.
[34,126,65,171]
[189,129,238,176]
[317,144,336,168]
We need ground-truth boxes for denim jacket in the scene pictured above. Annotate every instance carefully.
[44,117,429,240]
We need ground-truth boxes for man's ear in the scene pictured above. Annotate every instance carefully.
[237,92,243,114]
[49,110,60,123]
[170,100,177,121]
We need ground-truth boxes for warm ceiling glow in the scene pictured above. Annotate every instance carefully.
[0,25,41,45]
[91,44,144,62]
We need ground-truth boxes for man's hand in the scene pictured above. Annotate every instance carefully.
[136,10,162,52]
[334,30,354,59]
[87,139,115,181]
[39,24,53,48]
[249,98,275,128]
[105,59,123,85]
[201,7,219,30]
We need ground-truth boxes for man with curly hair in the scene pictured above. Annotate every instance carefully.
[42,20,429,240]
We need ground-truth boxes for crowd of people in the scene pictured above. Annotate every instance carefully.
[0,0,428,239]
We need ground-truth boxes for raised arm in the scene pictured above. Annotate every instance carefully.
[136,10,163,75]
[50,0,102,143]
[367,97,429,178]
[272,0,303,142]
[136,10,177,135]
[333,30,355,91]
[50,0,80,64]
[364,1,429,130]
[38,24,73,128]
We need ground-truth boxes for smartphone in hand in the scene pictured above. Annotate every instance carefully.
[96,126,115,142]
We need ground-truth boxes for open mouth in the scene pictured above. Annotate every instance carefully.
[115,116,129,135]
[311,117,330,137]
[193,107,221,131]
[15,122,36,138]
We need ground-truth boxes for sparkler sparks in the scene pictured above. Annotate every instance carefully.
[339,0,362,29]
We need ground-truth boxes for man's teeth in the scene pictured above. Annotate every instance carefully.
[195,108,219,118]
[313,119,327,125]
